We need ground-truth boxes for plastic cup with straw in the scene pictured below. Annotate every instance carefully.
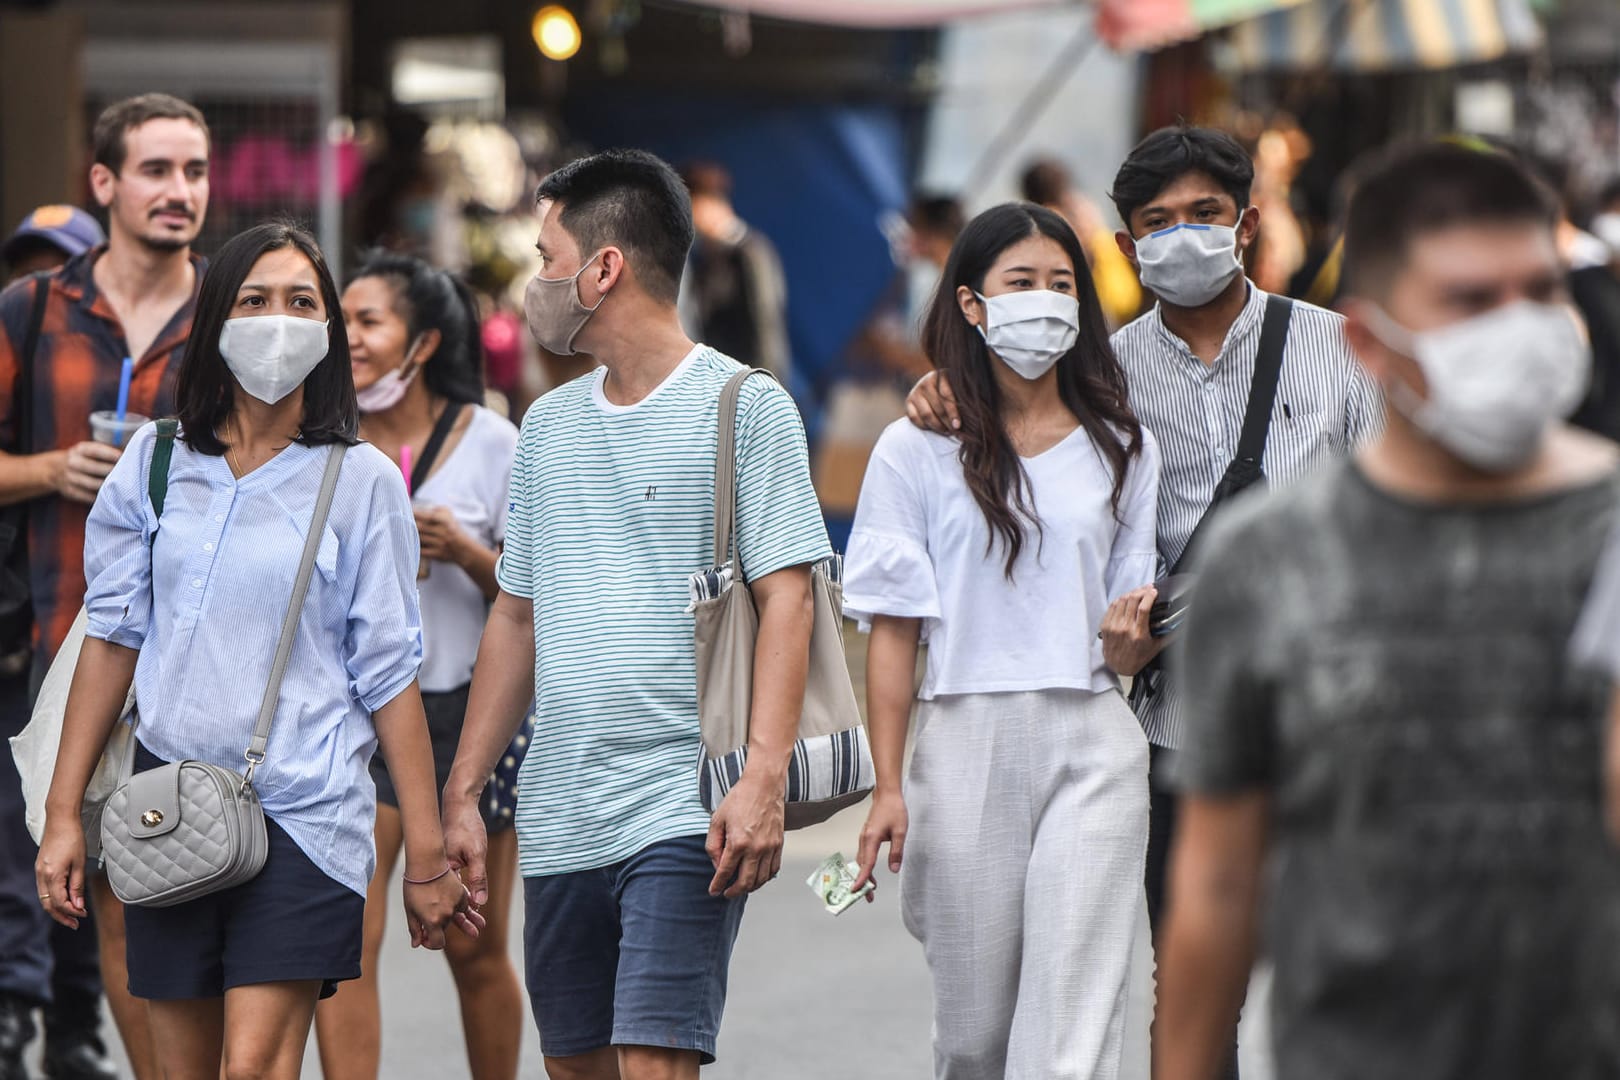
[90,357,146,447]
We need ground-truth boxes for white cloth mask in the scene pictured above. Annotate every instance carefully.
[1366,300,1591,472]
[1133,222,1244,308]
[1592,213,1620,258]
[219,315,330,405]
[974,289,1080,380]
[356,337,423,414]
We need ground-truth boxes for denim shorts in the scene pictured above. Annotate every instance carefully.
[522,835,746,1063]
[122,742,363,1001]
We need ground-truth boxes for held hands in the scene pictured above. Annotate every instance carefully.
[402,865,486,950]
[414,506,470,565]
[58,442,122,505]
[442,793,490,908]
[1101,585,1163,677]
[35,813,89,929]
[852,787,906,896]
[706,771,786,899]
[905,371,960,435]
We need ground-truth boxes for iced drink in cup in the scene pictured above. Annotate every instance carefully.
[90,410,149,447]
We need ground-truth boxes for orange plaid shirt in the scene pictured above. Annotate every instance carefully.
[0,246,202,667]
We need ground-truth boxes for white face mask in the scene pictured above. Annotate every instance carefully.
[219,315,330,405]
[1133,221,1244,308]
[1592,213,1620,257]
[1366,300,1591,472]
[973,289,1080,380]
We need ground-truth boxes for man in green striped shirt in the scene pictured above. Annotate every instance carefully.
[443,149,830,1080]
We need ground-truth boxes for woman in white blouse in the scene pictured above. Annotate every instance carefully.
[314,252,525,1080]
[846,202,1160,1080]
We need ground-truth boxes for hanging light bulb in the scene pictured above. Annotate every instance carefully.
[532,5,583,61]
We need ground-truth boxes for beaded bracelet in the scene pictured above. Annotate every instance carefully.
[402,864,454,886]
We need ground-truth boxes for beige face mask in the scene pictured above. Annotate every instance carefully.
[523,252,604,356]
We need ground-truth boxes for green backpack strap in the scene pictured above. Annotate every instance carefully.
[149,419,178,521]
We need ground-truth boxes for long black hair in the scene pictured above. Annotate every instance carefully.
[921,202,1143,578]
[177,221,357,452]
[348,250,485,406]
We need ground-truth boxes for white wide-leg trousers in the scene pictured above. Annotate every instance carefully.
[901,688,1150,1080]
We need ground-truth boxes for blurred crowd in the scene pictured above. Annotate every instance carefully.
[4,84,1620,1080]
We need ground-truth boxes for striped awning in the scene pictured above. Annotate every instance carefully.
[1224,0,1544,72]
[690,0,1077,28]
[1096,0,1310,51]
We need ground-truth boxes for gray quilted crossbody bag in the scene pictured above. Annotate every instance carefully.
[100,441,347,908]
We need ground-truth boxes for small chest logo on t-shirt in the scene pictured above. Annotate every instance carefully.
[645,485,657,501]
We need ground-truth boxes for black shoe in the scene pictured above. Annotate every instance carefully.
[41,1030,116,1080]
[0,995,34,1080]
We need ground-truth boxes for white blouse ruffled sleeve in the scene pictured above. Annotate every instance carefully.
[842,425,941,635]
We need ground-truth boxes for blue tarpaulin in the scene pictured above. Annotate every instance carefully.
[563,91,913,417]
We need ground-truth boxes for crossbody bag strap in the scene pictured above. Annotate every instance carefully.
[244,442,348,776]
[711,367,776,572]
[1231,294,1293,469]
[149,420,178,519]
[1166,294,1294,576]
[409,401,465,492]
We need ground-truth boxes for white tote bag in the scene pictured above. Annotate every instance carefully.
[9,606,136,855]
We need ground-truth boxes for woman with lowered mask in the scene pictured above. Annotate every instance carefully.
[844,203,1160,1079]
[313,252,525,1080]
[35,222,478,1080]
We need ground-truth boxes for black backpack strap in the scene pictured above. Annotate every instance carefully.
[1233,294,1293,468]
[149,419,178,520]
[16,271,50,453]
[410,401,465,492]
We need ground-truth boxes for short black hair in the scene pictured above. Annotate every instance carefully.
[1341,140,1557,298]
[1020,159,1072,206]
[1597,177,1620,213]
[1109,125,1254,227]
[93,93,209,175]
[680,161,732,200]
[908,194,965,241]
[535,149,693,304]
[177,221,357,454]
[350,250,485,406]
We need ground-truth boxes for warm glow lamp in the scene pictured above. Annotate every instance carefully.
[532,5,582,61]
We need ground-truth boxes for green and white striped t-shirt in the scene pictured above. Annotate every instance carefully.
[497,345,831,877]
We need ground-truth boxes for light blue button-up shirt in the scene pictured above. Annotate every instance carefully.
[83,422,423,896]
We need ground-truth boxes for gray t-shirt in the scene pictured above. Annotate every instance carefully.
[1175,460,1620,1080]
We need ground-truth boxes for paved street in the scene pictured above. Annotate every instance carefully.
[50,799,1283,1079]
[46,624,1274,1077]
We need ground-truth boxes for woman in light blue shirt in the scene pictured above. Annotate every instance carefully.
[35,222,478,1080]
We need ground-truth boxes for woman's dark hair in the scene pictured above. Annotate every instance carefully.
[177,221,357,453]
[349,250,485,406]
[1109,125,1254,227]
[922,203,1143,579]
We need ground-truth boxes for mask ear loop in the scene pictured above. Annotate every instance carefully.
[569,251,611,313]
[1357,304,1433,420]
[396,334,426,383]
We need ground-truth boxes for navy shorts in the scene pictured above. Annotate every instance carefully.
[523,835,746,1063]
[122,742,364,1001]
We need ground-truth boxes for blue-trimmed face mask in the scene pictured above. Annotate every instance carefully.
[1133,221,1244,308]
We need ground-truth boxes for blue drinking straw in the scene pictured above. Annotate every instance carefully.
[114,357,133,447]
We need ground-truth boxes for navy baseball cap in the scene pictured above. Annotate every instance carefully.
[3,205,106,263]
